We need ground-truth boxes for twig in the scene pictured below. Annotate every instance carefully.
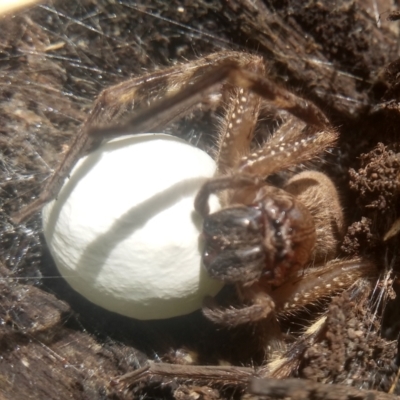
[112,362,255,387]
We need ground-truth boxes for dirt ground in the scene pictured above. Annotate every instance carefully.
[2,0,400,399]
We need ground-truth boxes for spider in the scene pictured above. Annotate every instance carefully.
[12,51,378,326]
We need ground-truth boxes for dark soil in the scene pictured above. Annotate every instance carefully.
[2,0,400,399]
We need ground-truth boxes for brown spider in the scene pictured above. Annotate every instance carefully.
[12,51,378,326]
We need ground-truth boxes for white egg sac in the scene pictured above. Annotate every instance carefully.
[42,133,223,320]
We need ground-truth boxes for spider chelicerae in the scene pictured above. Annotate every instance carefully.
[12,50,378,327]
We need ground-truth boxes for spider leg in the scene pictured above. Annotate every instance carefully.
[272,258,377,315]
[214,58,265,173]
[229,67,330,129]
[237,122,337,177]
[203,284,276,327]
[194,175,264,217]
[109,55,331,138]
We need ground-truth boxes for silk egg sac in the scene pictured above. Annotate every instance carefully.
[42,133,223,320]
